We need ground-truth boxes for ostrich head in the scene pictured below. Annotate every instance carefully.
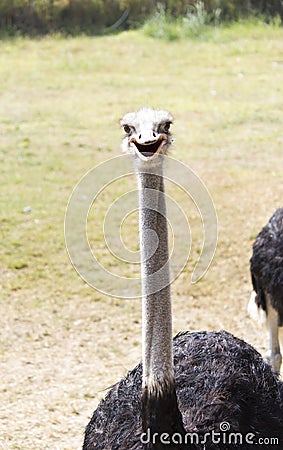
[120,107,173,162]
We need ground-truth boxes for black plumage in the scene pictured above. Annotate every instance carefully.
[83,331,283,449]
[250,208,283,325]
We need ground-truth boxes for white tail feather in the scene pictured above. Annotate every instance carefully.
[248,291,267,325]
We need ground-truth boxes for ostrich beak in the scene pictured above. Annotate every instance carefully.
[130,135,168,160]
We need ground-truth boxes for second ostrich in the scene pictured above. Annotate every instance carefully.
[83,108,283,449]
[248,207,283,374]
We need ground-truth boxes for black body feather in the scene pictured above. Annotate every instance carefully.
[83,331,283,449]
[250,208,283,324]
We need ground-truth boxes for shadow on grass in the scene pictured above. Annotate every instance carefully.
[0,7,132,40]
[0,25,111,40]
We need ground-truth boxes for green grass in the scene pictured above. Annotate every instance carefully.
[0,23,283,449]
[142,5,282,41]
[1,22,283,297]
[142,1,220,40]
[0,21,282,297]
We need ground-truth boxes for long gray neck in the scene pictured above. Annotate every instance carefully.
[135,157,187,448]
[135,159,173,392]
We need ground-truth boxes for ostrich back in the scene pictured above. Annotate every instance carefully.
[83,330,283,449]
[250,208,283,324]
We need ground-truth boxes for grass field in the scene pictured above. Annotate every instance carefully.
[1,22,283,449]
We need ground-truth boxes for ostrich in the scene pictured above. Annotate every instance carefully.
[83,108,283,449]
[248,207,283,375]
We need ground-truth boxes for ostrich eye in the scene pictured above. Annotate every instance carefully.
[159,121,171,133]
[163,122,171,132]
[123,125,131,134]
